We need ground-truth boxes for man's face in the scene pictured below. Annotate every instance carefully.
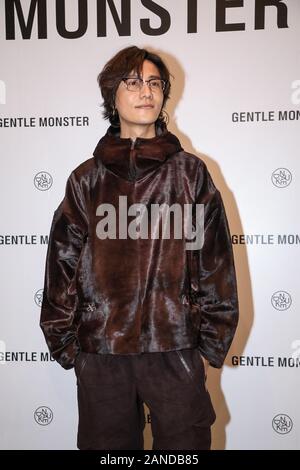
[115,60,164,131]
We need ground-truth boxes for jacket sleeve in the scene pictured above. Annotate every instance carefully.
[195,162,239,368]
[40,171,88,369]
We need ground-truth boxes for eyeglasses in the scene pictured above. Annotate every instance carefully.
[121,77,166,92]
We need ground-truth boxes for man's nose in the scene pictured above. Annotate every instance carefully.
[140,82,153,98]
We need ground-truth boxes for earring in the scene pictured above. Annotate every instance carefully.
[159,109,169,125]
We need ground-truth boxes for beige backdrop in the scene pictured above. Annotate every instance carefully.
[0,0,299,450]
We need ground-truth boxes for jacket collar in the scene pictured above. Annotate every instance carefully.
[93,122,182,181]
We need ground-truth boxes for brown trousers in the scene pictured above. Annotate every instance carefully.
[75,348,216,450]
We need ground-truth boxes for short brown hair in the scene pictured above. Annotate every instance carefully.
[97,46,171,127]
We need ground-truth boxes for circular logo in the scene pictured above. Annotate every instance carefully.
[34,289,44,307]
[271,168,292,188]
[272,414,293,434]
[271,291,292,311]
[34,172,53,191]
[34,406,53,426]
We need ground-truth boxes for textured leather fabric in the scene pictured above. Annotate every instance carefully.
[40,123,239,369]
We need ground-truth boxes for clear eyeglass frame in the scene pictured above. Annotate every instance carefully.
[121,77,166,92]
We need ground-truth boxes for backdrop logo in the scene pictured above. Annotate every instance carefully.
[271,168,292,188]
[34,406,53,426]
[271,291,292,311]
[2,0,289,40]
[0,80,6,104]
[34,289,43,307]
[34,171,53,191]
[272,414,293,434]
[291,80,300,105]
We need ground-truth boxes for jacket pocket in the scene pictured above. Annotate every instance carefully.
[176,350,215,426]
[176,349,195,382]
[176,349,208,393]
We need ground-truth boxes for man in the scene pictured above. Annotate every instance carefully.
[40,46,239,450]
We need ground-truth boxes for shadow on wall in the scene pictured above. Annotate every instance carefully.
[142,46,254,451]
